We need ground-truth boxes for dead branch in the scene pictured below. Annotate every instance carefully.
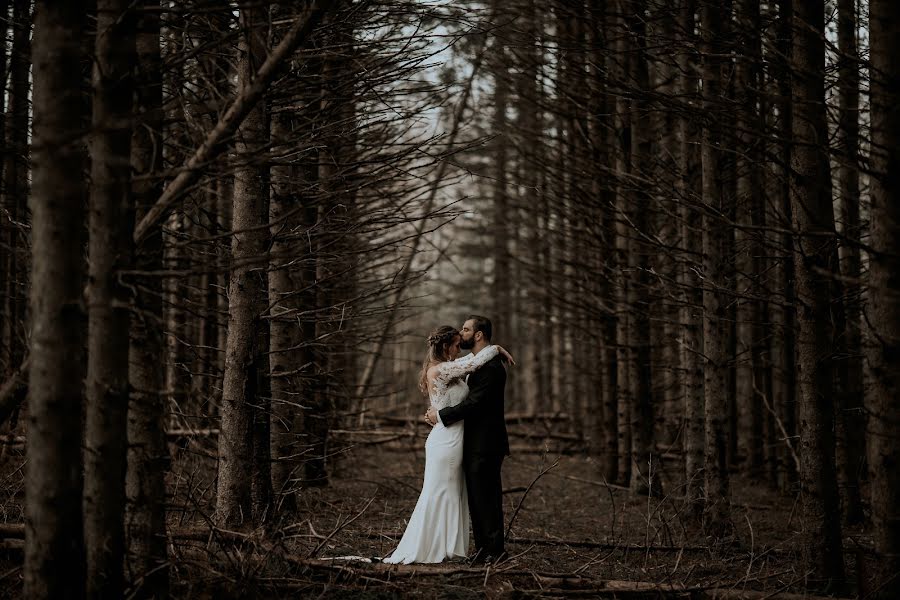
[354,43,488,418]
[505,457,560,540]
[508,535,709,552]
[308,495,377,559]
[133,2,331,243]
[544,471,631,491]
[249,556,849,600]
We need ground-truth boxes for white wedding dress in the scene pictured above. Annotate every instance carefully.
[383,345,500,564]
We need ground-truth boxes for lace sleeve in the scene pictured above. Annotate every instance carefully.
[433,345,500,394]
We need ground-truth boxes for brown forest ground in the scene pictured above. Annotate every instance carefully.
[0,423,873,598]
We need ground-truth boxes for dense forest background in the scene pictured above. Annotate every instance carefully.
[0,0,897,598]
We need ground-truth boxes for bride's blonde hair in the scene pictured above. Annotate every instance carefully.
[418,325,459,396]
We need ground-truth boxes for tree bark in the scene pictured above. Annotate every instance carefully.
[216,6,270,528]
[268,108,302,514]
[733,0,765,480]
[865,1,900,596]
[834,0,865,526]
[789,0,844,588]
[517,0,544,418]
[613,0,632,488]
[700,0,733,537]
[773,0,799,493]
[676,0,705,519]
[252,325,273,520]
[627,0,660,497]
[126,2,169,596]
[1,0,31,377]
[25,2,89,597]
[0,0,8,375]
[586,0,618,483]
[161,21,189,437]
[491,0,511,348]
[84,1,137,596]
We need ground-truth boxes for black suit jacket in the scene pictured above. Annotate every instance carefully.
[438,354,510,458]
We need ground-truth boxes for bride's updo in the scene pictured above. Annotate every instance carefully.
[418,325,459,396]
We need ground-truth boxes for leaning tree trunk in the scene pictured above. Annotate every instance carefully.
[700,0,733,537]
[84,2,137,597]
[25,1,89,597]
[216,6,270,527]
[790,0,844,589]
[126,2,169,596]
[865,1,900,597]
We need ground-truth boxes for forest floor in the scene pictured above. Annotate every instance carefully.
[0,424,871,598]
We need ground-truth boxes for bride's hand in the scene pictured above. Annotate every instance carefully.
[496,345,515,366]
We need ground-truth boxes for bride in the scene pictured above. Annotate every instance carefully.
[383,325,513,564]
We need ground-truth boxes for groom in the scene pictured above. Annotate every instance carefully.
[425,315,510,565]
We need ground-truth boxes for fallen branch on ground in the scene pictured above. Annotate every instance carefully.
[508,536,710,552]
[270,557,849,599]
[545,471,631,491]
[309,495,377,559]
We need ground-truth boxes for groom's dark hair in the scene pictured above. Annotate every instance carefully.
[468,315,492,342]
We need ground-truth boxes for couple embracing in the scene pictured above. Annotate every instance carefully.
[383,315,514,566]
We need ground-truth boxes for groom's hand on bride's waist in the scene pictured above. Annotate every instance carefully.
[424,406,438,426]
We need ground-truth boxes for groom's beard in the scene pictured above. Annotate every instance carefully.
[459,336,474,350]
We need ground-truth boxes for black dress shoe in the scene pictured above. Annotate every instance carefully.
[466,549,487,566]
[488,551,509,565]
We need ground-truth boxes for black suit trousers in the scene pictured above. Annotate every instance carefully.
[465,453,504,555]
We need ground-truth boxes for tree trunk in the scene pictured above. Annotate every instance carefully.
[613,0,632,488]
[1,0,31,376]
[25,2,88,596]
[0,0,8,376]
[492,0,511,348]
[834,0,865,526]
[216,178,233,407]
[700,0,733,537]
[269,109,301,514]
[252,324,273,521]
[790,0,844,588]
[161,24,188,433]
[773,0,799,493]
[627,0,660,497]
[586,0,618,483]
[216,6,270,527]
[517,0,544,418]
[865,1,900,596]
[676,0,705,519]
[733,0,765,480]
[84,1,136,596]
[125,3,168,597]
